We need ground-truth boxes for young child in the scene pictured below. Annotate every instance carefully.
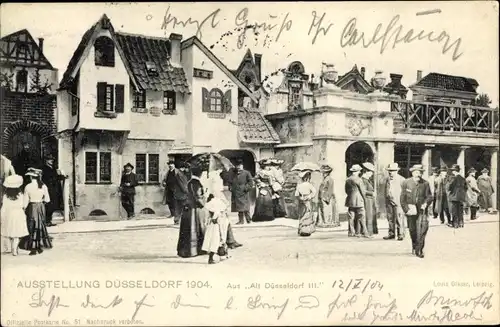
[1,175,29,256]
[202,196,230,264]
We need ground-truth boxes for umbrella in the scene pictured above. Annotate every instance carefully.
[291,162,321,172]
[189,152,234,172]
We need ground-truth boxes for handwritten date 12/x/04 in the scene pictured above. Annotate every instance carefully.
[331,279,384,293]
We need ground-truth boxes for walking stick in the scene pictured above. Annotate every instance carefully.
[117,187,123,220]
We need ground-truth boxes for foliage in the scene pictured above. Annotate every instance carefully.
[30,68,53,95]
[472,93,492,108]
[0,69,15,91]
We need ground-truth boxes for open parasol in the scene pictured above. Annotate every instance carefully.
[291,162,321,172]
[189,152,234,172]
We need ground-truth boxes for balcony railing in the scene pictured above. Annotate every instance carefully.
[69,92,79,116]
[391,100,499,134]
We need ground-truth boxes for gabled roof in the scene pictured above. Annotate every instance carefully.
[115,32,189,93]
[411,73,478,93]
[234,49,258,79]
[58,14,139,91]
[238,107,280,144]
[181,37,258,103]
[0,29,54,69]
[335,65,373,93]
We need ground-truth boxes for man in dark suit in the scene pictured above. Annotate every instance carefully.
[382,163,406,241]
[231,159,254,225]
[120,163,139,219]
[163,161,178,218]
[171,162,189,225]
[448,164,467,228]
[344,164,369,238]
[400,164,433,258]
[41,154,65,226]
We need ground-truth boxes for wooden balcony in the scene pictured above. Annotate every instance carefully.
[391,100,499,134]
[69,92,79,116]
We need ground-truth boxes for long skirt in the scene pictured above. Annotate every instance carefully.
[273,191,287,218]
[24,202,53,251]
[364,196,377,235]
[252,186,275,222]
[177,207,206,258]
[318,198,340,227]
[298,199,316,236]
[478,191,493,209]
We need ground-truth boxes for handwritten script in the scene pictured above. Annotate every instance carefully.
[159,7,464,60]
[26,288,493,323]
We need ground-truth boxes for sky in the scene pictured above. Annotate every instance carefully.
[2,2,499,106]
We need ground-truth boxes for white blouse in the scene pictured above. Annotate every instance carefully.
[23,181,50,208]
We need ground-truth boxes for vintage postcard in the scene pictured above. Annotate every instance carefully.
[0,1,499,326]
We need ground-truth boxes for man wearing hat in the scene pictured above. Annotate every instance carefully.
[120,163,139,219]
[465,168,481,221]
[344,164,368,237]
[434,166,452,225]
[477,168,495,214]
[41,154,64,227]
[400,164,433,258]
[448,164,467,228]
[318,164,339,227]
[428,167,439,219]
[382,163,406,240]
[230,158,254,224]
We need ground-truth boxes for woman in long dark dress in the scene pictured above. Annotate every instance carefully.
[361,163,378,236]
[252,160,275,222]
[23,168,52,255]
[177,166,206,258]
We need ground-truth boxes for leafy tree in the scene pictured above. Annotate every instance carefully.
[472,93,492,107]
[30,68,53,95]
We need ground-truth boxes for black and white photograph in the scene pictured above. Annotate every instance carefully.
[1,1,499,326]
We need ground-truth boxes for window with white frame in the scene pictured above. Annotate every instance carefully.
[163,91,176,114]
[209,89,223,112]
[85,151,112,183]
[135,153,160,183]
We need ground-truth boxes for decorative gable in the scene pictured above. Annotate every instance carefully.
[336,65,373,94]
[0,29,53,69]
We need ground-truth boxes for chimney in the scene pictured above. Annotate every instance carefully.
[417,70,422,82]
[360,67,365,79]
[390,73,403,86]
[169,33,182,66]
[254,54,262,82]
[38,38,44,54]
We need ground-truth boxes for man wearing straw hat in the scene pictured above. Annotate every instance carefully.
[400,164,433,258]
[382,163,406,241]
[344,164,368,237]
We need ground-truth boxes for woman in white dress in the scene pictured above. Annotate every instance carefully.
[23,168,53,255]
[295,171,317,237]
[1,175,29,256]
[202,197,230,264]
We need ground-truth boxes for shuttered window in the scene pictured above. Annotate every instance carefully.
[115,84,124,113]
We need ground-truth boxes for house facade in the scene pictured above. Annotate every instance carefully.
[0,29,59,172]
[262,64,499,217]
[57,14,279,220]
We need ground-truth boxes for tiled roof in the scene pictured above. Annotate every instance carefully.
[414,73,478,93]
[115,32,190,93]
[59,22,99,89]
[238,107,280,144]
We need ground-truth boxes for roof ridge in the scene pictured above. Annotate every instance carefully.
[115,31,170,42]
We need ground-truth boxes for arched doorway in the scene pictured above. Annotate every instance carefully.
[345,141,374,176]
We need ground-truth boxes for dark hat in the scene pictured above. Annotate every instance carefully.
[451,164,460,172]
[439,166,448,172]
[320,164,333,173]
[167,160,175,165]
[467,168,477,175]
[44,153,55,160]
[235,158,244,165]
[181,162,191,169]
[124,163,134,169]
[481,168,489,174]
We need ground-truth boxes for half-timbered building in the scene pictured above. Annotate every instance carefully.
[0,29,59,172]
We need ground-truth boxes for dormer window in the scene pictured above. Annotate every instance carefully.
[15,70,28,93]
[94,36,115,67]
[145,62,158,76]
